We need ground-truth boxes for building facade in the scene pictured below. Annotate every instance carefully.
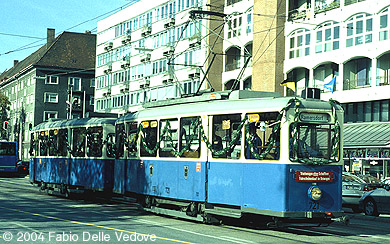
[285,0,390,178]
[95,0,226,115]
[0,29,96,160]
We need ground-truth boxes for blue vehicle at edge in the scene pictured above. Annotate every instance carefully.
[0,141,18,174]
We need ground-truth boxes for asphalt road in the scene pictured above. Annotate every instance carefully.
[0,176,390,244]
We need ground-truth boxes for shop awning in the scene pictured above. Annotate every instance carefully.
[344,122,390,148]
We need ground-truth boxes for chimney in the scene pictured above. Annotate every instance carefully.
[46,28,55,49]
[14,60,19,67]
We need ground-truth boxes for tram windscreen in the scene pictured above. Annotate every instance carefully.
[290,123,338,161]
[0,142,16,156]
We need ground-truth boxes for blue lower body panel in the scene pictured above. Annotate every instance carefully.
[208,162,342,214]
[31,157,114,191]
[115,159,206,202]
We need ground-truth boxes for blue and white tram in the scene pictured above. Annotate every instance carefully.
[29,117,116,195]
[0,141,18,173]
[114,91,345,226]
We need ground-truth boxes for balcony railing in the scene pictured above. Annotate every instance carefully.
[378,76,390,86]
[288,8,307,21]
[343,78,370,90]
[225,61,241,72]
[345,0,366,6]
[315,0,340,14]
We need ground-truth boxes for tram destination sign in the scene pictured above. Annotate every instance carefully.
[295,171,333,182]
[299,113,329,122]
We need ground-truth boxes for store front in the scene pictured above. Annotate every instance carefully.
[343,122,390,180]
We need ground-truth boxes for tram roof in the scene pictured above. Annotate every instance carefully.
[118,90,340,122]
[33,117,116,131]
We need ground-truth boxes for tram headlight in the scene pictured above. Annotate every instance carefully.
[308,186,322,201]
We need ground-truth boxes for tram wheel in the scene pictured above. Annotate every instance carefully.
[143,195,152,208]
[186,202,198,217]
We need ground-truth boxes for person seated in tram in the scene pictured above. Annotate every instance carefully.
[245,122,262,159]
[290,136,322,158]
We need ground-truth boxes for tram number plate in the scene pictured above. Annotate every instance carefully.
[309,201,319,210]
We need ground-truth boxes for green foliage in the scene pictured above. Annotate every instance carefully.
[0,92,10,138]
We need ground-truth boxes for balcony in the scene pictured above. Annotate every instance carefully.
[315,0,340,14]
[378,76,390,86]
[345,0,366,6]
[289,8,307,21]
[225,61,241,72]
[343,78,370,90]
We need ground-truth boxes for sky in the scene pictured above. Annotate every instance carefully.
[0,0,139,73]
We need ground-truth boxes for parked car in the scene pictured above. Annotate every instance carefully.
[382,178,390,185]
[356,174,384,185]
[342,173,382,212]
[359,185,390,216]
[17,161,29,176]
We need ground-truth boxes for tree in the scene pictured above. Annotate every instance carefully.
[0,92,11,139]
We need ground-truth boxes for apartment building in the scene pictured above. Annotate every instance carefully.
[285,0,390,177]
[95,0,225,115]
[0,29,96,160]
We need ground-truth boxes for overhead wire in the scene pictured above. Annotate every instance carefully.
[0,1,138,58]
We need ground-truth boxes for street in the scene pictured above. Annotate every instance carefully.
[0,176,390,244]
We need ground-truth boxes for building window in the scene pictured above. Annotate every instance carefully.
[46,75,59,84]
[43,111,58,121]
[90,78,95,87]
[246,12,252,34]
[346,13,373,48]
[379,8,389,41]
[69,77,81,91]
[44,93,58,103]
[289,29,310,59]
[227,15,242,39]
[315,21,340,54]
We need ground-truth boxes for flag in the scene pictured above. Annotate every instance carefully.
[324,76,336,93]
[280,79,296,92]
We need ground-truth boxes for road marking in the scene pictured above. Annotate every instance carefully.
[289,227,383,243]
[0,206,194,244]
[219,236,256,243]
[135,219,252,244]
[12,222,41,233]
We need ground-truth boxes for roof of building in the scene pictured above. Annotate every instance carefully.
[344,122,390,148]
[0,31,96,83]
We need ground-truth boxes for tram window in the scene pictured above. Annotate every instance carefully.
[244,112,280,160]
[116,124,125,158]
[212,114,242,159]
[48,130,58,156]
[289,123,337,160]
[86,127,103,157]
[34,132,39,156]
[159,119,178,157]
[29,133,34,156]
[106,133,116,158]
[72,127,86,157]
[140,120,158,157]
[57,129,68,156]
[127,122,138,157]
[39,131,49,156]
[180,116,200,158]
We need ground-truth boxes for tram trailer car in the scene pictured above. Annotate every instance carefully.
[0,141,18,174]
[113,90,346,227]
[29,117,116,195]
